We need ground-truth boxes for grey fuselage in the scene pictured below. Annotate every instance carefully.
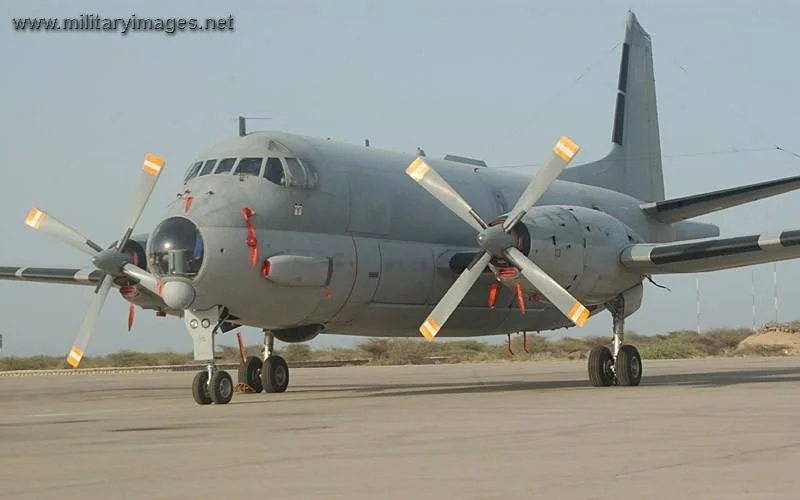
[156,131,668,338]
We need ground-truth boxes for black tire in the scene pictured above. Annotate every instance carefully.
[588,345,615,387]
[261,355,289,393]
[210,370,234,404]
[615,345,643,387]
[237,356,264,393]
[191,371,212,405]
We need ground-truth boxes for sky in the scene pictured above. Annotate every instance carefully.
[1,0,799,356]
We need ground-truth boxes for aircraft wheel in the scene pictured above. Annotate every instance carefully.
[588,345,615,387]
[191,371,212,405]
[615,345,642,387]
[210,370,234,404]
[237,355,264,393]
[261,355,289,393]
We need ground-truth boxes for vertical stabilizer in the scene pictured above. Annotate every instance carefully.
[559,11,665,202]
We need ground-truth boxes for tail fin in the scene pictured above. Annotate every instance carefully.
[559,10,665,202]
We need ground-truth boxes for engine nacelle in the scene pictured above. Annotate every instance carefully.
[517,205,643,303]
[108,233,149,271]
[109,234,166,309]
[272,324,324,343]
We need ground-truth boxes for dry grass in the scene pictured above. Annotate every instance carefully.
[1,324,795,371]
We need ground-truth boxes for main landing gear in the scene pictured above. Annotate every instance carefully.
[237,330,290,394]
[186,308,291,405]
[587,296,642,387]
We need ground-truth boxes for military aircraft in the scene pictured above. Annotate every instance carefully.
[3,10,800,405]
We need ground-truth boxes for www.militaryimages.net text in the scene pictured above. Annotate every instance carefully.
[11,14,234,35]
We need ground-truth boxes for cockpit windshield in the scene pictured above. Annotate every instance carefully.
[234,157,263,176]
[184,161,202,183]
[183,154,316,188]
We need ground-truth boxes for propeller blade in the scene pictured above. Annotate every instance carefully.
[419,251,492,341]
[66,274,113,368]
[24,208,103,256]
[503,136,580,232]
[504,247,589,327]
[118,153,165,248]
[121,263,162,297]
[405,157,487,232]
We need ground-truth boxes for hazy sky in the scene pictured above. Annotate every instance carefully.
[2,0,799,356]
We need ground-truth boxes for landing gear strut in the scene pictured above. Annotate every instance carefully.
[186,307,234,405]
[587,296,642,387]
[261,330,289,393]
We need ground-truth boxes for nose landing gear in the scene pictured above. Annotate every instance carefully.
[185,307,235,405]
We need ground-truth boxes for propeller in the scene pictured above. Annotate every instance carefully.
[405,136,589,341]
[25,153,171,367]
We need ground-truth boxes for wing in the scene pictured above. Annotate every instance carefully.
[620,230,800,274]
[641,173,800,224]
[0,266,103,286]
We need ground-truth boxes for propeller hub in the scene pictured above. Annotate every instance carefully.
[91,248,130,276]
[160,280,196,310]
[477,225,517,255]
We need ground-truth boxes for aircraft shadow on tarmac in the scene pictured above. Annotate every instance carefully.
[277,366,800,401]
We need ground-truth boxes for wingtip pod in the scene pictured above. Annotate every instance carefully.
[405,157,430,182]
[66,346,84,368]
[24,208,45,229]
[142,153,164,177]
[553,136,580,162]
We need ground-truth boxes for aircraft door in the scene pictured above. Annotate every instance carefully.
[301,235,357,325]
[373,242,434,305]
[327,236,381,325]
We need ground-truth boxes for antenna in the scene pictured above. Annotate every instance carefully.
[237,115,273,136]
[751,269,756,330]
[695,274,701,333]
[773,262,779,322]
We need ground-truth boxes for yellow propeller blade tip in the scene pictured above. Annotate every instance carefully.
[24,208,45,229]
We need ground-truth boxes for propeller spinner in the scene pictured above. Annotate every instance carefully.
[405,136,589,341]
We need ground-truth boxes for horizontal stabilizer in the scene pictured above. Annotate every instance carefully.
[0,266,103,286]
[620,230,800,274]
[641,173,800,223]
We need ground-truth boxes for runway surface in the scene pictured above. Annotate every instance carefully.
[1,357,800,499]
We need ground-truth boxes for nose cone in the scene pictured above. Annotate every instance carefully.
[146,217,204,278]
[160,280,196,310]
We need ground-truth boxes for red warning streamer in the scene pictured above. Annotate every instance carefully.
[127,303,135,332]
[514,282,526,314]
[487,283,498,309]
[241,207,258,266]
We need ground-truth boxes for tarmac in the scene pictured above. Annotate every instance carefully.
[1,357,800,499]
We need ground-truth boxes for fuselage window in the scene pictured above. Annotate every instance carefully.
[235,157,263,176]
[214,158,236,174]
[264,157,286,186]
[198,159,218,176]
[284,157,307,187]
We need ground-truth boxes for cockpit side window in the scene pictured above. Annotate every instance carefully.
[184,161,203,183]
[234,157,263,176]
[198,159,217,176]
[264,157,286,186]
[283,158,308,187]
[214,158,236,174]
